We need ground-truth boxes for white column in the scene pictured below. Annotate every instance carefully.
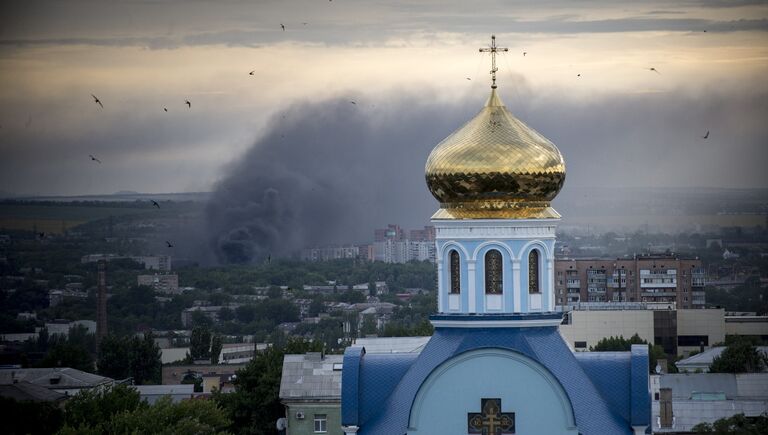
[467,260,477,313]
[547,257,554,311]
[436,259,444,313]
[512,259,521,313]
[343,425,360,435]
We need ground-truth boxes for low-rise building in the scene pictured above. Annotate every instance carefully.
[675,346,768,373]
[559,304,726,356]
[0,367,114,396]
[651,373,768,433]
[134,384,196,404]
[279,352,344,435]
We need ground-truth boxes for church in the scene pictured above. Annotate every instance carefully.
[340,37,651,435]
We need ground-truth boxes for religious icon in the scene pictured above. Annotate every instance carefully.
[468,398,515,434]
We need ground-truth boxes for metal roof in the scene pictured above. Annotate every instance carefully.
[351,336,430,354]
[0,368,113,389]
[279,353,344,401]
[0,381,67,402]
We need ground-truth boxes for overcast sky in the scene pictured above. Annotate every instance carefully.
[0,0,767,197]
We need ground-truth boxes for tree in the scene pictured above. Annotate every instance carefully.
[0,396,64,435]
[190,326,212,360]
[39,342,94,372]
[97,334,161,384]
[214,338,321,435]
[590,334,667,373]
[129,333,162,385]
[60,384,145,433]
[709,337,768,373]
[210,334,223,365]
[692,413,768,434]
[57,385,231,435]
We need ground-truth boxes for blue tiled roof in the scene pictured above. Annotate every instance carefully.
[575,351,632,423]
[342,325,649,434]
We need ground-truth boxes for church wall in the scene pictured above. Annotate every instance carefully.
[407,348,578,435]
[435,232,556,314]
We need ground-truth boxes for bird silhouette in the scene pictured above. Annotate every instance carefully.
[249,70,255,75]
[349,101,356,105]
[466,77,471,80]
[185,100,191,108]
[523,52,527,56]
[89,154,102,164]
[702,130,710,139]
[577,74,581,77]
[281,24,285,31]
[91,94,103,108]
[165,240,174,248]
[650,67,660,74]
[302,22,308,25]
[163,108,168,112]
[151,200,160,209]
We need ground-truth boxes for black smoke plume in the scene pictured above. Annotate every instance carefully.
[205,92,473,264]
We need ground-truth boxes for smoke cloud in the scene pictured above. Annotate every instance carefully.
[205,83,768,264]
[205,92,473,264]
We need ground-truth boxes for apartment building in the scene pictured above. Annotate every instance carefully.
[555,255,705,309]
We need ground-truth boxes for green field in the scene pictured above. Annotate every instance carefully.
[0,203,155,234]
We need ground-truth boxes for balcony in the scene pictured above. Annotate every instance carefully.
[566,279,581,288]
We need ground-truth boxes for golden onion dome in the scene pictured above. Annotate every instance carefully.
[425,88,565,219]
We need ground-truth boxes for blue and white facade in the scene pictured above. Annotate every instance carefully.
[436,219,556,315]
[341,67,650,434]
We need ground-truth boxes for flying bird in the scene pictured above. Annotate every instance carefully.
[577,74,581,77]
[523,52,527,56]
[163,108,168,112]
[349,101,356,105]
[702,130,710,139]
[91,94,103,108]
[466,77,471,80]
[649,67,660,74]
[165,240,174,248]
[185,100,191,108]
[89,154,101,164]
[249,70,255,75]
[302,22,308,25]
[281,24,285,31]
[151,200,160,209]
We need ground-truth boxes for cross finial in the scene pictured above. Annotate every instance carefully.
[478,35,509,89]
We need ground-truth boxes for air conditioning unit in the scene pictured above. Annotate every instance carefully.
[296,411,305,420]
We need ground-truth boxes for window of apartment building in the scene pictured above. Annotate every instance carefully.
[314,414,327,433]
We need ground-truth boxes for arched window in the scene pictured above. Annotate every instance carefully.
[529,250,540,294]
[485,249,503,294]
[449,250,461,294]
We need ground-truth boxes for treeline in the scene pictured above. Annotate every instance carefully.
[180,258,436,293]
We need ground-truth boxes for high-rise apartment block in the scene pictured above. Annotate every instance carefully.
[555,255,706,309]
[373,225,436,263]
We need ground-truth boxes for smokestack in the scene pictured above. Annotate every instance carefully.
[96,260,107,349]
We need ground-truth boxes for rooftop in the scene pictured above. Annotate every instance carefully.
[0,367,113,389]
[279,353,344,401]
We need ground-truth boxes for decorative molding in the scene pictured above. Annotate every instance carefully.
[435,224,557,240]
[430,317,563,328]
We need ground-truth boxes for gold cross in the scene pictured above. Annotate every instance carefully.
[479,35,509,89]
[468,398,515,434]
